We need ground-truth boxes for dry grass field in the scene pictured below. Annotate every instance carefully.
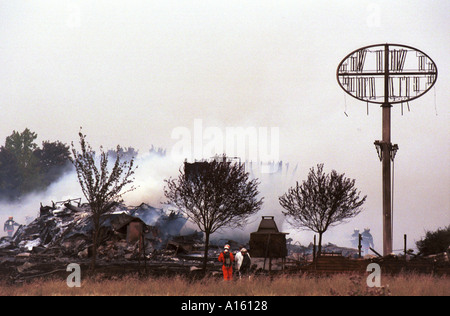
[0,273,448,296]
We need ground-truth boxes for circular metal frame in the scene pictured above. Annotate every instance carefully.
[336,43,438,105]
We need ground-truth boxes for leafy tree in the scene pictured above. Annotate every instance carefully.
[416,225,450,256]
[70,129,137,270]
[164,155,263,271]
[4,128,38,167]
[0,146,21,199]
[279,164,366,256]
[34,140,72,186]
[4,128,40,195]
[0,129,72,200]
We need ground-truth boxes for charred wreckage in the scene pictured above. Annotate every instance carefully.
[1,199,448,281]
[1,199,297,280]
[0,199,299,280]
[0,199,210,280]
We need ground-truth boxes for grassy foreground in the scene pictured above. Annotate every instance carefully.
[1,273,448,296]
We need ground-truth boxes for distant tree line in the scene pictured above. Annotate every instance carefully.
[0,128,72,201]
[106,145,166,161]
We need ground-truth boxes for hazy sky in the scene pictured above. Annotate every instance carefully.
[0,0,449,251]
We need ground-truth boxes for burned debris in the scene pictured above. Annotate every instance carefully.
[0,200,199,276]
[0,199,250,280]
[0,200,448,281]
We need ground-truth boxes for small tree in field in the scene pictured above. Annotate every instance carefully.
[279,164,366,256]
[164,156,263,271]
[70,130,137,270]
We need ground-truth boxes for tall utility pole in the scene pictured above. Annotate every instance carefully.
[337,43,437,256]
[381,44,393,255]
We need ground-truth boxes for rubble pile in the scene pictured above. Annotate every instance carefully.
[3,201,446,280]
[0,200,191,263]
[0,199,251,280]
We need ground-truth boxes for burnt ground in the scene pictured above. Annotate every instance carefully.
[0,254,226,285]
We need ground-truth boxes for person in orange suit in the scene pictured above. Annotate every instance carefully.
[218,244,234,281]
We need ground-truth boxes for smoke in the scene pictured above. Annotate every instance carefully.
[209,161,301,244]
[0,168,82,237]
[0,152,365,249]
[126,155,308,245]
[123,152,179,207]
[0,151,180,237]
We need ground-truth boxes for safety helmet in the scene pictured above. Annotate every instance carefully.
[240,248,247,252]
[224,244,230,249]
[8,216,13,220]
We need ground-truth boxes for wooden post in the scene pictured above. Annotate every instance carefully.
[263,234,271,271]
[313,235,316,261]
[358,233,362,258]
[404,234,407,257]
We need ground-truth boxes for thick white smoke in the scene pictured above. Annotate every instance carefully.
[122,152,180,207]
[0,153,359,248]
[209,161,301,244]
[0,151,179,237]
[0,169,82,237]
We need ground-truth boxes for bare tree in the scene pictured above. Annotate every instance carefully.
[70,130,137,270]
[164,156,263,271]
[279,164,366,256]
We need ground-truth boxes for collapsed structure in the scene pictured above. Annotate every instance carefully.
[0,200,189,262]
[1,200,447,280]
